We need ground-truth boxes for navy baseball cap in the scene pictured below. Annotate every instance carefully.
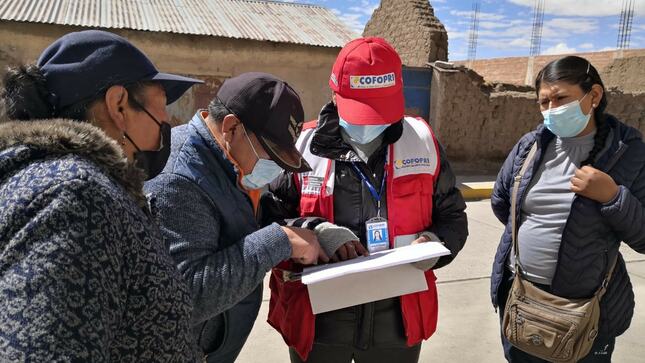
[217,72,311,173]
[37,30,202,109]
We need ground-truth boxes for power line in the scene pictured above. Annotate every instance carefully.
[529,0,545,57]
[467,1,480,62]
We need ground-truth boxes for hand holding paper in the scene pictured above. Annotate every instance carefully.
[411,231,443,270]
[331,240,369,262]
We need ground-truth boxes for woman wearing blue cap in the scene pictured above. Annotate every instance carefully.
[0,30,201,361]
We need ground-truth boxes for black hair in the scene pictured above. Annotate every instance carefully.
[1,64,152,122]
[1,64,52,120]
[207,97,232,124]
[535,56,609,166]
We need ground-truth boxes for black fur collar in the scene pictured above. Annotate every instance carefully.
[0,119,147,208]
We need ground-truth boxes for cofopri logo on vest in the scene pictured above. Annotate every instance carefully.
[395,157,432,170]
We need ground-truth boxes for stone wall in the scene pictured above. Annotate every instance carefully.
[0,21,342,124]
[363,0,448,67]
[454,49,645,86]
[430,65,645,167]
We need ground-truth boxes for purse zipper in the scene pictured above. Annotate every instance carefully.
[518,294,587,318]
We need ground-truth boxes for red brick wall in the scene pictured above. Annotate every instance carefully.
[454,49,645,85]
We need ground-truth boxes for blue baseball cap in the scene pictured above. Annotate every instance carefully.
[37,30,202,109]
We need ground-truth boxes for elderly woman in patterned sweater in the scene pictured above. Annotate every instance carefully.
[0,30,201,361]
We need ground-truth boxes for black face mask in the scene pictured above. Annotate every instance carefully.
[123,101,172,181]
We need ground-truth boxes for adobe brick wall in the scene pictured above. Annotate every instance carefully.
[604,56,645,93]
[430,66,645,165]
[605,91,645,132]
[454,49,645,86]
[430,68,538,163]
[363,0,448,67]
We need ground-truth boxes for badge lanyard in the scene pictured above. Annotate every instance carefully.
[350,162,390,253]
[349,162,387,217]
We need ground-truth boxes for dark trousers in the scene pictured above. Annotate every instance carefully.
[498,269,615,363]
[289,344,421,363]
[288,297,421,363]
[202,284,263,363]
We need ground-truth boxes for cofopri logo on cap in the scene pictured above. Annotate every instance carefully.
[350,72,396,89]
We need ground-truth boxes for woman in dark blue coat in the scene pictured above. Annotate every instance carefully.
[491,56,645,362]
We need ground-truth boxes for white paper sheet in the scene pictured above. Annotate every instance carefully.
[302,242,451,285]
[306,264,428,314]
[302,242,451,314]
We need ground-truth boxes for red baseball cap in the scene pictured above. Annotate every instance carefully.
[329,37,404,125]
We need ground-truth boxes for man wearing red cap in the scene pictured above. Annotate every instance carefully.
[260,38,468,362]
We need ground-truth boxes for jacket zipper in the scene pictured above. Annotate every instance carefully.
[551,141,628,288]
[603,141,627,173]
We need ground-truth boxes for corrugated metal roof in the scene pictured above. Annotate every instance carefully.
[0,0,358,47]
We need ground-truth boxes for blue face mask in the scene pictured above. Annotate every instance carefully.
[542,93,592,138]
[240,126,283,190]
[242,158,282,190]
[339,118,389,144]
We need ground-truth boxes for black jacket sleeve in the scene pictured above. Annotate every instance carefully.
[259,171,301,227]
[429,143,469,269]
[600,166,645,254]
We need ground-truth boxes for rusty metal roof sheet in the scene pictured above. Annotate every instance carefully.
[0,0,357,47]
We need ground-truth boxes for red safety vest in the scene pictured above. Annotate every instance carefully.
[268,117,441,361]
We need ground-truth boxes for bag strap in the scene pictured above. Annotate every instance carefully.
[510,142,538,276]
[597,254,619,299]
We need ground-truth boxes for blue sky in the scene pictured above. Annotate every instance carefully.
[279,0,645,61]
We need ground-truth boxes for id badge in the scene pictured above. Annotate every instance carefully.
[366,217,390,253]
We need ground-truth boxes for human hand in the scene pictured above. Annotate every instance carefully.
[411,232,442,270]
[411,239,443,270]
[411,235,431,244]
[330,240,369,262]
[412,231,441,244]
[282,226,330,265]
[571,166,619,203]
